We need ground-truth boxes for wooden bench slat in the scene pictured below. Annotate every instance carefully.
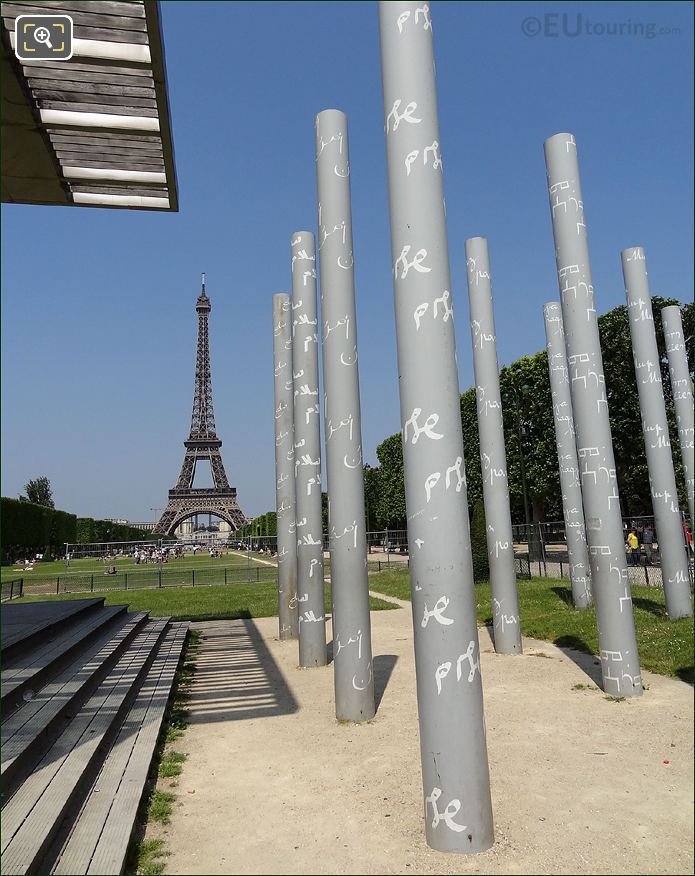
[53,623,188,874]
[87,624,188,876]
[1,605,126,702]
[1,599,104,656]
[0,620,169,875]
[1,613,148,789]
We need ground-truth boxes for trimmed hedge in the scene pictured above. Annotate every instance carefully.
[1,497,156,564]
[1,497,77,564]
[470,499,490,582]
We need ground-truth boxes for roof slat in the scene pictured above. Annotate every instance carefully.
[3,18,149,44]
[29,79,156,98]
[5,1,146,18]
[38,99,159,117]
[33,89,157,109]
[54,144,163,159]
[21,59,153,77]
[59,157,165,171]
[72,192,170,208]
[69,184,168,198]
[46,129,160,145]
[22,66,154,86]
[2,4,146,30]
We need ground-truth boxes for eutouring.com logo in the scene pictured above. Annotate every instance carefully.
[521,13,681,39]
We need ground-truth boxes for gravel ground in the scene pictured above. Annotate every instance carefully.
[160,599,693,875]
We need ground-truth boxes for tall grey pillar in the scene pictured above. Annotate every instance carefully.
[622,250,692,619]
[379,1,494,853]
[291,231,327,667]
[544,133,642,697]
[543,302,593,610]
[661,305,694,526]
[315,109,375,720]
[272,294,300,639]
[465,237,522,652]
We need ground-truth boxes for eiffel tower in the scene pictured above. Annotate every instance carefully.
[156,275,246,536]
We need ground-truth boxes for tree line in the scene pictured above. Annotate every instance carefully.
[236,511,278,540]
[364,298,693,529]
[1,497,163,564]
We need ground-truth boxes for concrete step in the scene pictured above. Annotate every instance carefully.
[51,622,189,875]
[1,612,150,796]
[0,618,170,876]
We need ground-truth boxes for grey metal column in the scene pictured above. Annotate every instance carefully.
[622,251,692,618]
[543,302,593,610]
[465,237,522,652]
[315,109,375,720]
[379,1,494,853]
[291,231,327,667]
[544,133,642,697]
[272,294,299,639]
[661,305,695,526]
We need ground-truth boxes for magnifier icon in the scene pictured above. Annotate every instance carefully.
[34,25,53,49]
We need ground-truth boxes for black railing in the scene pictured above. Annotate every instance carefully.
[1,579,24,601]
[7,557,415,598]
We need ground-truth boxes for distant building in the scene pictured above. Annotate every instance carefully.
[129,521,157,532]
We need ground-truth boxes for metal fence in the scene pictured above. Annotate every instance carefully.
[512,515,694,589]
[6,556,413,599]
[64,538,181,560]
[6,564,278,598]
[363,520,692,589]
[521,551,670,588]
[4,550,534,599]
[1,578,24,601]
[34,520,695,600]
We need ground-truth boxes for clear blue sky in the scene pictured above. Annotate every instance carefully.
[2,1,693,522]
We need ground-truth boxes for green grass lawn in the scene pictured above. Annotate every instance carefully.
[369,569,694,682]
[1,549,273,586]
[15,580,397,621]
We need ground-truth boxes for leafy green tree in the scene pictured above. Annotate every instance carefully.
[599,296,686,516]
[460,388,482,511]
[363,300,692,526]
[374,433,407,528]
[500,353,561,524]
[464,353,561,525]
[363,464,382,530]
[24,476,54,508]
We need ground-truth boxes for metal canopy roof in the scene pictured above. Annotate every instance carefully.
[1,0,178,211]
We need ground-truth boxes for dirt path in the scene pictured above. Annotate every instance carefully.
[162,604,693,875]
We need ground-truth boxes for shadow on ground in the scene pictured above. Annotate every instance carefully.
[186,616,298,724]
[631,596,668,619]
[554,634,603,685]
[675,666,694,686]
[550,586,575,607]
[373,654,398,714]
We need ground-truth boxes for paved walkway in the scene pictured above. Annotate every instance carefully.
[161,603,693,875]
